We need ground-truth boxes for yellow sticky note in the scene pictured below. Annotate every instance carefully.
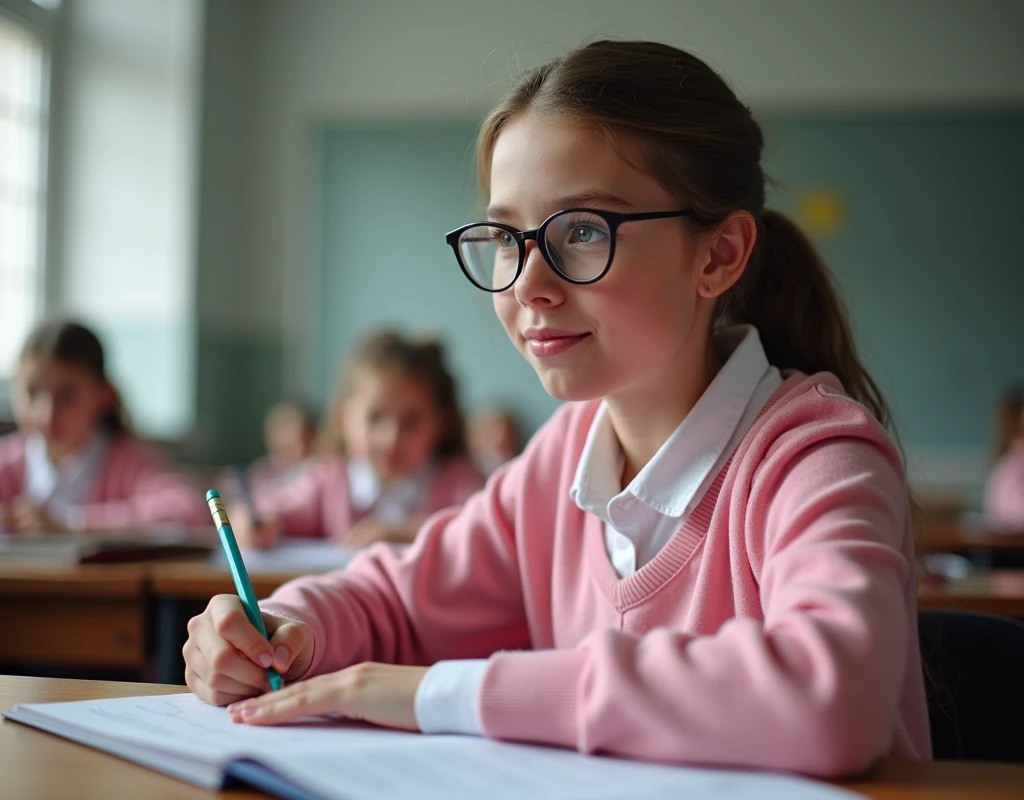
[796,189,845,236]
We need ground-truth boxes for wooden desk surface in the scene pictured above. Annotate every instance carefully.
[149,561,300,600]
[918,570,1024,617]
[2,675,1023,799]
[916,522,1024,555]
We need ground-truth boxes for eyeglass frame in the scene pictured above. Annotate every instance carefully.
[444,207,703,293]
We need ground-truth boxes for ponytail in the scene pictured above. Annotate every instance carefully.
[716,210,891,428]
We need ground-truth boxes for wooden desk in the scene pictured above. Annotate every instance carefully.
[0,563,148,668]
[3,676,1023,799]
[918,570,1024,618]
[149,562,302,684]
[149,561,300,600]
[1,675,260,799]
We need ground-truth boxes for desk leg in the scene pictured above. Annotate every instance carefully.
[155,597,205,685]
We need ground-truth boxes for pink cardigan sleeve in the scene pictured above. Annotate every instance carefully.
[256,458,343,539]
[0,434,27,505]
[477,438,917,777]
[260,462,531,674]
[76,437,208,531]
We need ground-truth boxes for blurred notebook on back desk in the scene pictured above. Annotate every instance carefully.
[0,530,214,565]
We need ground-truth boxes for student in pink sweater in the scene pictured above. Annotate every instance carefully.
[0,319,207,532]
[985,388,1024,530]
[183,41,930,776]
[231,330,484,549]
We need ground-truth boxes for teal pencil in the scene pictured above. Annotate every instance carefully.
[205,489,282,691]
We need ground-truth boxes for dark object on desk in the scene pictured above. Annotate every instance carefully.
[919,609,1024,762]
[0,533,213,564]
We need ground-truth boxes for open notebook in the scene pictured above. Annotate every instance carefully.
[4,693,861,800]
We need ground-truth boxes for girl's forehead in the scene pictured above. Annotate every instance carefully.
[488,113,672,217]
[18,356,99,386]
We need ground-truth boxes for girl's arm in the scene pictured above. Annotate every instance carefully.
[476,438,918,778]
[260,463,530,674]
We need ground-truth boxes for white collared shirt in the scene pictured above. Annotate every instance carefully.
[24,431,109,529]
[570,325,782,577]
[414,325,783,736]
[346,457,436,525]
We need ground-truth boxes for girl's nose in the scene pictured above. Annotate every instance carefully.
[513,240,565,308]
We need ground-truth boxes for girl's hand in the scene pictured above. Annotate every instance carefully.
[183,594,315,706]
[230,504,280,549]
[345,516,419,547]
[227,662,428,731]
[8,498,67,534]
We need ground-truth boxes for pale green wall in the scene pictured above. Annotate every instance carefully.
[762,113,1024,448]
[315,114,1024,452]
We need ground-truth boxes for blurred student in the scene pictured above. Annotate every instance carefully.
[232,331,484,548]
[984,388,1024,530]
[467,407,521,476]
[0,319,207,533]
[241,400,317,495]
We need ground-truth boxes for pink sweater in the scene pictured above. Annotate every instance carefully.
[985,442,1024,530]
[256,454,484,543]
[262,373,930,777]
[0,432,207,531]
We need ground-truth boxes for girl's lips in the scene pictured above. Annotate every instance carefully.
[525,332,590,358]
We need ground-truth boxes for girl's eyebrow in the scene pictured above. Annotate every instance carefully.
[486,191,636,222]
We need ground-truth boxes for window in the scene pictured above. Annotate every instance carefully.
[0,12,47,377]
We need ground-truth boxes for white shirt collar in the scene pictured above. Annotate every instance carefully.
[570,325,774,520]
[24,431,109,511]
[346,457,436,525]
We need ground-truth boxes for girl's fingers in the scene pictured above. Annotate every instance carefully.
[228,674,341,725]
[184,642,268,698]
[185,665,256,707]
[202,595,276,668]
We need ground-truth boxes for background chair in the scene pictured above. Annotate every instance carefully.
[918,609,1024,761]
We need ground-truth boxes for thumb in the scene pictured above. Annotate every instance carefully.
[265,616,313,678]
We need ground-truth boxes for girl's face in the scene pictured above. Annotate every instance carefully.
[13,356,114,462]
[340,367,445,483]
[489,113,707,407]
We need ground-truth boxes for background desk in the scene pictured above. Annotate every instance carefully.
[3,676,1024,799]
[0,563,149,671]
[917,570,1024,618]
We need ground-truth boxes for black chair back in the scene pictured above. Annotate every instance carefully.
[919,609,1024,761]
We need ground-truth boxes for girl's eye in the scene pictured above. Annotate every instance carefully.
[499,232,516,249]
[565,220,609,245]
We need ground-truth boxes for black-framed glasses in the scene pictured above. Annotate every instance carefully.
[445,207,700,293]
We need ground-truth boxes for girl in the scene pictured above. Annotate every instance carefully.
[231,330,484,548]
[984,388,1024,529]
[183,41,930,777]
[0,319,207,533]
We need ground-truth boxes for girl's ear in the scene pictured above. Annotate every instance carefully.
[696,210,757,299]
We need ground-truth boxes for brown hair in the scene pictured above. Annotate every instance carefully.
[318,330,466,459]
[995,388,1024,458]
[20,319,130,434]
[476,40,891,428]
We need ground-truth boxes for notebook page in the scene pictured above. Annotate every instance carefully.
[5,694,863,800]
